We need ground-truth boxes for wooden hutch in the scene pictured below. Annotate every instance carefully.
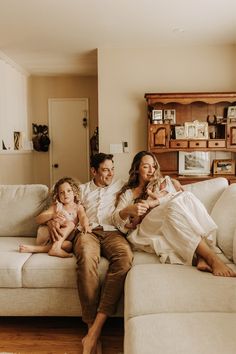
[145,92,236,184]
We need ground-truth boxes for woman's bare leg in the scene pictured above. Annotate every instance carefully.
[196,240,236,277]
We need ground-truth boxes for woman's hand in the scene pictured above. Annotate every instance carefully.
[118,199,149,222]
[135,201,150,215]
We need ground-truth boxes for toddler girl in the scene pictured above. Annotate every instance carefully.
[19,177,91,258]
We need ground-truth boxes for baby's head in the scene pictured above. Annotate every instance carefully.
[52,177,80,204]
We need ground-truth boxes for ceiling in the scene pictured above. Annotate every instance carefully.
[0,0,236,76]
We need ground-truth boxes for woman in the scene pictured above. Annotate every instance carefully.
[113,151,235,277]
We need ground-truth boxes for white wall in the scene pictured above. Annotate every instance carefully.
[98,45,236,180]
[0,52,33,184]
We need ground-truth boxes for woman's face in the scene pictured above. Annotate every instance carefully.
[138,155,156,184]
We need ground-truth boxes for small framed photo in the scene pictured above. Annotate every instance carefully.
[213,159,235,175]
[152,110,163,123]
[179,151,210,176]
[164,109,176,124]
[227,106,236,119]
[195,122,208,139]
[175,126,186,139]
[185,122,196,139]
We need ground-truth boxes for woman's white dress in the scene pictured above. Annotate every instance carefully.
[112,176,217,265]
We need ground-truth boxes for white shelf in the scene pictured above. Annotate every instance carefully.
[0,150,32,155]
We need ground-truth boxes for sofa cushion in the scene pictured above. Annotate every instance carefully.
[133,250,161,265]
[183,177,228,213]
[0,237,32,287]
[125,313,236,354]
[22,248,109,288]
[125,264,236,321]
[211,183,236,261]
[233,229,236,264]
[0,184,49,237]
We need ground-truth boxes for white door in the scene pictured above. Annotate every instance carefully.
[49,98,89,187]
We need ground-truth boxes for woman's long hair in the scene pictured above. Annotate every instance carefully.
[116,151,162,204]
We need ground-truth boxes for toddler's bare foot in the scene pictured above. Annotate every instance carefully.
[62,240,73,252]
[197,257,212,273]
[19,244,41,253]
[211,257,236,277]
[48,246,73,258]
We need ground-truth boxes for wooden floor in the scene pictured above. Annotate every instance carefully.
[0,317,124,354]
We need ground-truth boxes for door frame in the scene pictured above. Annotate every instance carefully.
[48,98,90,187]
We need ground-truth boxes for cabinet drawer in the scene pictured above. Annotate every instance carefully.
[170,140,188,148]
[208,140,226,148]
[189,140,207,148]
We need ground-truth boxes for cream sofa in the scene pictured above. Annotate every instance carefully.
[124,177,236,354]
[1,178,236,354]
[0,183,166,316]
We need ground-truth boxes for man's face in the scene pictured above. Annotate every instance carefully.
[92,159,114,187]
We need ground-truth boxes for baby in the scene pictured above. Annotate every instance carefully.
[125,176,183,229]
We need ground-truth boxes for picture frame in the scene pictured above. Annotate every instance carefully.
[184,120,208,139]
[195,121,208,139]
[175,126,186,139]
[213,159,235,175]
[227,106,236,119]
[178,151,210,176]
[152,110,163,123]
[163,109,176,124]
[184,122,196,139]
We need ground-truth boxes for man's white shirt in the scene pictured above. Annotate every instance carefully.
[78,179,124,231]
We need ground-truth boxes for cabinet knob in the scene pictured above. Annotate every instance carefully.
[196,143,199,146]
[176,143,180,146]
[215,142,219,146]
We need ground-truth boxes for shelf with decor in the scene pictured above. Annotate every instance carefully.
[145,92,236,184]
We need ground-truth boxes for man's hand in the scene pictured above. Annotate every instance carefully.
[53,212,66,226]
[47,220,62,242]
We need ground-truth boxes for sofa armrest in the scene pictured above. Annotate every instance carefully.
[233,229,236,264]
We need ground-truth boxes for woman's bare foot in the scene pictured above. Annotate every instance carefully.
[197,257,212,273]
[211,257,236,277]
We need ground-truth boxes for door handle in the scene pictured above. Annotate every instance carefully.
[53,163,59,168]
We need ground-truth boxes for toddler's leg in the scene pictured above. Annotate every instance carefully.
[19,226,51,253]
[48,221,75,258]
[36,225,51,245]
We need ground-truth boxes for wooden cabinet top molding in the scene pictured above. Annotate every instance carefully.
[145,92,236,105]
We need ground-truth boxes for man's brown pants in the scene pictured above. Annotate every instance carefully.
[73,229,133,324]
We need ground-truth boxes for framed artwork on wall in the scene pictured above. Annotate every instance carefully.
[179,151,210,175]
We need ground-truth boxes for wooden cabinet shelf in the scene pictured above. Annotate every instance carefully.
[145,92,236,184]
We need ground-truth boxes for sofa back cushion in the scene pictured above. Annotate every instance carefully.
[0,184,49,237]
[183,177,228,213]
[211,183,236,261]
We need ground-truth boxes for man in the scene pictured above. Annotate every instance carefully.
[73,153,133,354]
